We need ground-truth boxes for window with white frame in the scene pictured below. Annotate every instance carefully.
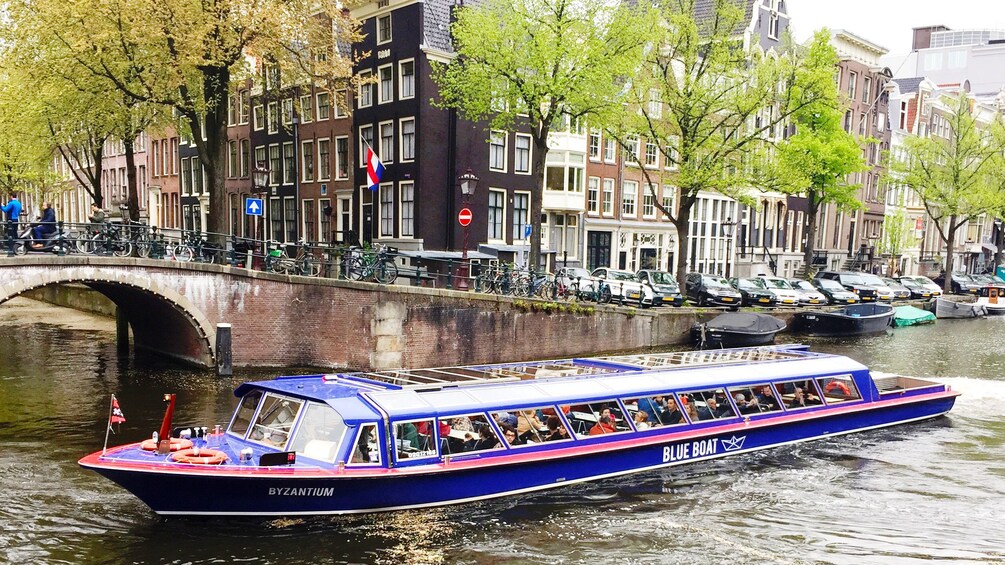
[545,152,584,192]
[379,183,394,236]
[588,131,601,160]
[400,182,414,237]
[255,145,266,173]
[587,177,599,214]
[514,134,531,174]
[512,192,529,240]
[240,90,250,124]
[625,136,640,164]
[300,95,313,123]
[768,10,779,39]
[489,131,506,172]
[359,125,374,167]
[378,65,394,104]
[333,90,347,118]
[269,144,281,185]
[358,70,374,108]
[282,98,293,125]
[301,140,314,182]
[267,101,279,133]
[228,94,237,126]
[645,141,658,168]
[379,121,394,164]
[400,118,415,162]
[862,77,872,104]
[253,104,264,130]
[399,60,415,99]
[662,184,675,218]
[318,138,331,181]
[603,138,616,162]
[377,14,391,44]
[283,142,295,184]
[665,137,680,170]
[553,214,579,259]
[622,180,637,217]
[847,71,857,100]
[488,189,506,240]
[333,137,346,180]
[316,91,331,120]
[648,89,662,118]
[602,178,614,215]
[643,184,656,217]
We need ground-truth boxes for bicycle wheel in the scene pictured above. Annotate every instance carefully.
[374,260,398,284]
[301,256,322,277]
[598,285,613,304]
[135,238,152,258]
[173,244,194,262]
[79,234,100,255]
[536,281,555,299]
[347,257,367,280]
[112,240,133,257]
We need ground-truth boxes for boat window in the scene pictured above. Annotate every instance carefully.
[683,389,736,421]
[727,384,783,415]
[349,423,381,465]
[438,414,504,455]
[287,402,347,463]
[247,393,304,449]
[565,400,630,438]
[393,419,438,460]
[500,406,566,446]
[816,376,861,403]
[622,394,688,428]
[773,380,824,410]
[229,389,263,435]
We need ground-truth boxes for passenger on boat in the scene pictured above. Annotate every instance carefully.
[451,417,474,432]
[698,397,733,420]
[638,395,665,423]
[494,411,518,428]
[684,402,699,423]
[659,398,684,425]
[399,422,419,449]
[544,416,569,441]
[465,427,499,451]
[633,411,650,430]
[501,425,522,446]
[517,411,546,442]
[733,393,759,415]
[588,415,617,435]
[755,386,780,410]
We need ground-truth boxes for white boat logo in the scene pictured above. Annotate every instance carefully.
[721,435,746,452]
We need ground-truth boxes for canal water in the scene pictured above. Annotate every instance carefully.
[1,297,1003,564]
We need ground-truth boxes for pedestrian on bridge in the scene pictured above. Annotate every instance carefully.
[2,195,21,244]
[88,203,106,236]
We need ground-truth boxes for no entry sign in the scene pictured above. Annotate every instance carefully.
[458,207,472,226]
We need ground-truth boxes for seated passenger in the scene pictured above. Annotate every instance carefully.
[544,416,570,441]
[399,422,419,449]
[734,393,759,415]
[633,411,650,430]
[714,397,735,418]
[588,415,617,435]
[684,402,699,423]
[755,386,780,410]
[638,395,665,423]
[517,410,546,442]
[696,398,718,421]
[451,416,474,432]
[500,425,522,446]
[466,427,499,451]
[788,387,807,408]
[494,411,518,428]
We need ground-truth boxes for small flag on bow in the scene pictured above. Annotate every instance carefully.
[110,394,126,425]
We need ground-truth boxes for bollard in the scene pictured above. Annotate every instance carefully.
[6,224,13,257]
[216,323,233,376]
[446,259,454,290]
[57,221,66,256]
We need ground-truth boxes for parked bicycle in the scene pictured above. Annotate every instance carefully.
[80,222,133,257]
[342,244,398,284]
[265,240,322,277]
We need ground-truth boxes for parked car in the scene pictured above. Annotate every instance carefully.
[684,273,743,307]
[788,279,829,306]
[932,272,982,295]
[814,271,878,301]
[971,274,1005,297]
[753,275,802,306]
[856,273,895,301]
[554,267,595,298]
[636,269,684,307]
[881,277,912,300]
[728,277,777,307]
[591,268,655,307]
[811,278,860,305]
[896,276,937,299]
[899,275,943,297]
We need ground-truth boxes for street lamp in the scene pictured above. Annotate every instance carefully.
[252,161,270,245]
[457,168,479,291]
[722,217,736,278]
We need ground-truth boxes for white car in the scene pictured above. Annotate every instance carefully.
[788,279,829,305]
[591,268,655,307]
[554,267,596,298]
[859,273,896,301]
[754,275,802,306]
[901,275,943,297]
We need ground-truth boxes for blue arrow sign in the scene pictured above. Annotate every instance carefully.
[246,198,263,216]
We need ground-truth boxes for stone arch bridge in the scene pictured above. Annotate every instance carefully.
[0,256,695,371]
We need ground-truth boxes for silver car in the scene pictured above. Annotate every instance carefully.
[788,279,829,306]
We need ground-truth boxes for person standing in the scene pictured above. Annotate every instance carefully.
[2,195,22,243]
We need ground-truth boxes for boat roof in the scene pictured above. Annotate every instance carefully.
[234,345,869,421]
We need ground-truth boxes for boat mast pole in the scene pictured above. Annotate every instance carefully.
[102,395,114,455]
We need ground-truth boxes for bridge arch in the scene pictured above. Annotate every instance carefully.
[0,268,215,367]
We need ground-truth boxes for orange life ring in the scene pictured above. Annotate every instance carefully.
[171,448,228,465]
[825,381,851,395]
[140,437,194,452]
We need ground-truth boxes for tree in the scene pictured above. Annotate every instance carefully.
[7,0,361,235]
[887,92,1005,293]
[777,30,867,274]
[432,0,650,270]
[609,0,837,286]
[877,205,912,275]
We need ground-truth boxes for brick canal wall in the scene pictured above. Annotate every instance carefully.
[2,256,802,371]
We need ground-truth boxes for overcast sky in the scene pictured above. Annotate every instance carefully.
[786,0,1005,54]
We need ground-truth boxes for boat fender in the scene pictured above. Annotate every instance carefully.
[825,380,851,396]
[171,447,229,465]
[140,437,193,452]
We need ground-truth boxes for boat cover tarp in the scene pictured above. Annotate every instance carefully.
[705,312,786,333]
[892,305,936,327]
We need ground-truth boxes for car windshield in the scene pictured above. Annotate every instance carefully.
[647,271,678,286]
[860,274,886,286]
[953,273,973,282]
[703,276,731,288]
[899,278,919,287]
[564,268,591,279]
[607,270,637,281]
[882,278,903,287]
[916,276,937,286]
[762,278,792,289]
[791,281,814,291]
[736,279,760,290]
[840,274,867,285]
[817,279,843,290]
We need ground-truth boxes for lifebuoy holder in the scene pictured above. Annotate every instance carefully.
[171,447,228,465]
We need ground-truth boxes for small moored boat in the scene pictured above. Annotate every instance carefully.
[80,345,958,516]
[792,303,894,336]
[691,312,786,348]
[930,296,987,319]
[892,305,936,327]
[975,297,1005,316]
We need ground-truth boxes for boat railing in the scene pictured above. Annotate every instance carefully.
[599,346,808,370]
[872,372,947,395]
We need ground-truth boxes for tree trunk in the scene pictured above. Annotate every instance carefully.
[673,205,692,291]
[191,66,231,240]
[123,137,140,221]
[943,214,958,294]
[529,133,548,272]
[801,193,820,277]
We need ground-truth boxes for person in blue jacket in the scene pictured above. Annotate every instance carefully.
[1,195,21,241]
[30,202,56,248]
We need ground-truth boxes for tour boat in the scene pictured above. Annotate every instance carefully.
[79,345,959,516]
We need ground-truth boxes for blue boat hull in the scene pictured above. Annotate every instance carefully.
[83,395,956,516]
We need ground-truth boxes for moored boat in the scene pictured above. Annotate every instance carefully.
[792,303,894,336]
[892,305,936,327]
[79,345,959,517]
[930,296,987,319]
[975,297,1005,316]
[691,312,786,348]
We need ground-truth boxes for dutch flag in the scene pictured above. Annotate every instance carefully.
[366,146,385,192]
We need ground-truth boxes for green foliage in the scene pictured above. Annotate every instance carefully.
[877,206,913,256]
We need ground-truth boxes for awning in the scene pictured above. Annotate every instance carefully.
[982,243,998,253]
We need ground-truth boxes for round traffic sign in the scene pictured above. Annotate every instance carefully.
[458,207,472,226]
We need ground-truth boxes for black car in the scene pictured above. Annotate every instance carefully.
[728,277,777,307]
[814,271,878,302]
[932,272,981,295]
[684,273,743,307]
[896,277,936,299]
[811,278,862,305]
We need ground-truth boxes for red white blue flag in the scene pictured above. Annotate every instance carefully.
[110,394,126,425]
[366,146,385,192]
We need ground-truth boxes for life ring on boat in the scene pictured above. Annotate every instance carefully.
[825,381,851,396]
[140,437,194,452]
[171,448,228,465]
